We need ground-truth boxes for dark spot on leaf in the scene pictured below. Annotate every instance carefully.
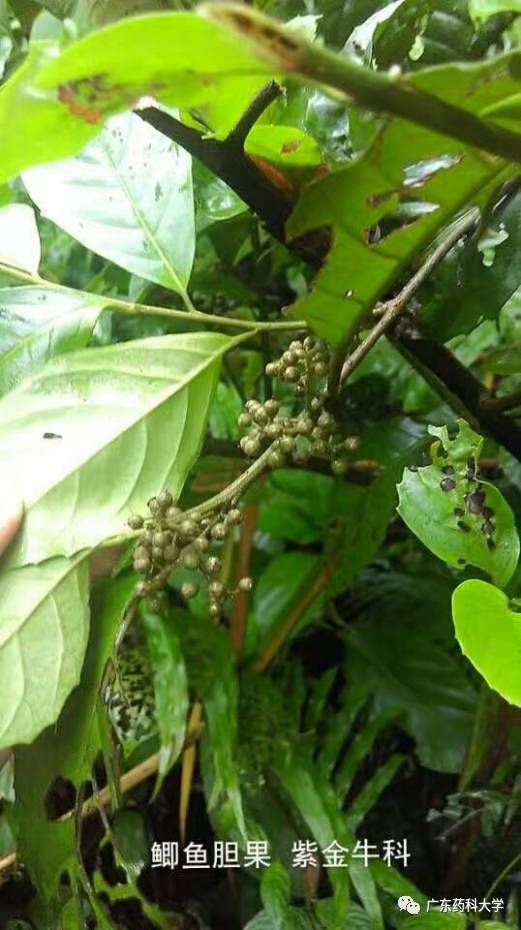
[440,477,456,492]
[43,432,62,440]
[442,465,455,476]
[457,520,470,532]
[282,140,300,154]
[466,458,477,480]
[457,558,466,565]
[487,538,496,551]
[464,490,486,515]
[367,190,396,207]
[483,506,495,519]
[438,446,448,459]
[481,520,495,537]
[454,507,465,517]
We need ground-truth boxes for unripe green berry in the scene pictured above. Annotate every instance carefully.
[227,509,242,525]
[265,362,280,377]
[135,581,149,598]
[128,513,144,530]
[157,490,173,509]
[318,411,335,430]
[181,581,199,600]
[194,535,209,553]
[285,366,299,383]
[238,412,251,429]
[153,531,168,547]
[134,557,150,573]
[209,603,221,619]
[179,547,199,570]
[282,350,298,366]
[289,340,302,352]
[303,335,316,351]
[148,497,161,515]
[163,544,179,562]
[310,397,322,412]
[264,398,279,417]
[264,422,283,440]
[268,450,285,469]
[178,519,198,540]
[280,436,295,454]
[245,399,258,413]
[331,457,349,475]
[152,546,165,561]
[238,576,253,592]
[297,416,313,436]
[211,522,228,541]
[242,437,261,458]
[344,435,361,453]
[209,580,225,598]
[166,505,181,522]
[205,556,222,576]
[314,362,328,377]
[253,408,269,426]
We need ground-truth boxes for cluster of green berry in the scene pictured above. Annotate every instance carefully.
[238,339,360,475]
[128,491,252,615]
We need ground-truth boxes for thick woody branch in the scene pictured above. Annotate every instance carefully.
[140,100,521,462]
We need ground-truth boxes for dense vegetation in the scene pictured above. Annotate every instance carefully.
[0,0,521,926]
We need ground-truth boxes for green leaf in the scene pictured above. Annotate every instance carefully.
[0,285,104,396]
[423,189,521,339]
[245,551,323,660]
[261,863,292,929]
[13,572,135,919]
[484,344,521,374]
[470,0,521,22]
[24,112,195,298]
[452,578,521,705]
[0,552,90,750]
[0,203,40,273]
[346,617,477,772]
[285,125,503,344]
[143,610,189,792]
[0,14,274,187]
[397,420,520,586]
[0,331,241,566]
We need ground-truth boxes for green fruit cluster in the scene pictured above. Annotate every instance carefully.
[238,339,360,474]
[128,492,252,616]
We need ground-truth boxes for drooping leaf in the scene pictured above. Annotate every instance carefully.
[260,863,293,930]
[143,610,189,792]
[0,203,40,274]
[12,572,135,920]
[0,285,104,396]
[0,552,90,750]
[397,420,520,586]
[452,578,521,705]
[0,331,242,566]
[24,112,195,298]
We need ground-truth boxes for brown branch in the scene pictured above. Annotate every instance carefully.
[254,559,338,673]
[141,104,521,462]
[340,211,479,384]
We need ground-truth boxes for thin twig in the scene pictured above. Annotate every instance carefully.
[254,559,338,673]
[340,210,479,384]
[226,80,282,149]
[481,388,521,414]
[230,503,259,661]
[0,263,306,333]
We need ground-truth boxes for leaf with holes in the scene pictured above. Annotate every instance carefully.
[0,552,90,750]
[397,420,520,586]
[0,286,104,396]
[452,579,521,705]
[24,113,195,298]
[0,331,243,567]
[12,572,136,920]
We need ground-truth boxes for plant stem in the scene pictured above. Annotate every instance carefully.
[230,503,259,661]
[482,388,521,413]
[0,263,306,333]
[340,210,479,384]
[485,848,521,901]
[226,80,282,149]
[205,4,521,164]
[254,559,338,673]
[190,442,277,519]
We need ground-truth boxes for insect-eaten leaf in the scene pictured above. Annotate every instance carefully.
[453,579,521,705]
[397,419,520,586]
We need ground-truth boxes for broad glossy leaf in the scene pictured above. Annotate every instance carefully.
[144,611,188,792]
[423,188,521,339]
[485,345,521,373]
[452,579,521,705]
[285,125,502,343]
[346,616,477,772]
[0,285,104,395]
[0,552,90,749]
[397,420,520,586]
[0,331,241,566]
[0,14,274,180]
[0,203,40,273]
[24,113,195,297]
[13,572,135,919]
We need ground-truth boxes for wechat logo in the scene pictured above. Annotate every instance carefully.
[398,895,421,915]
